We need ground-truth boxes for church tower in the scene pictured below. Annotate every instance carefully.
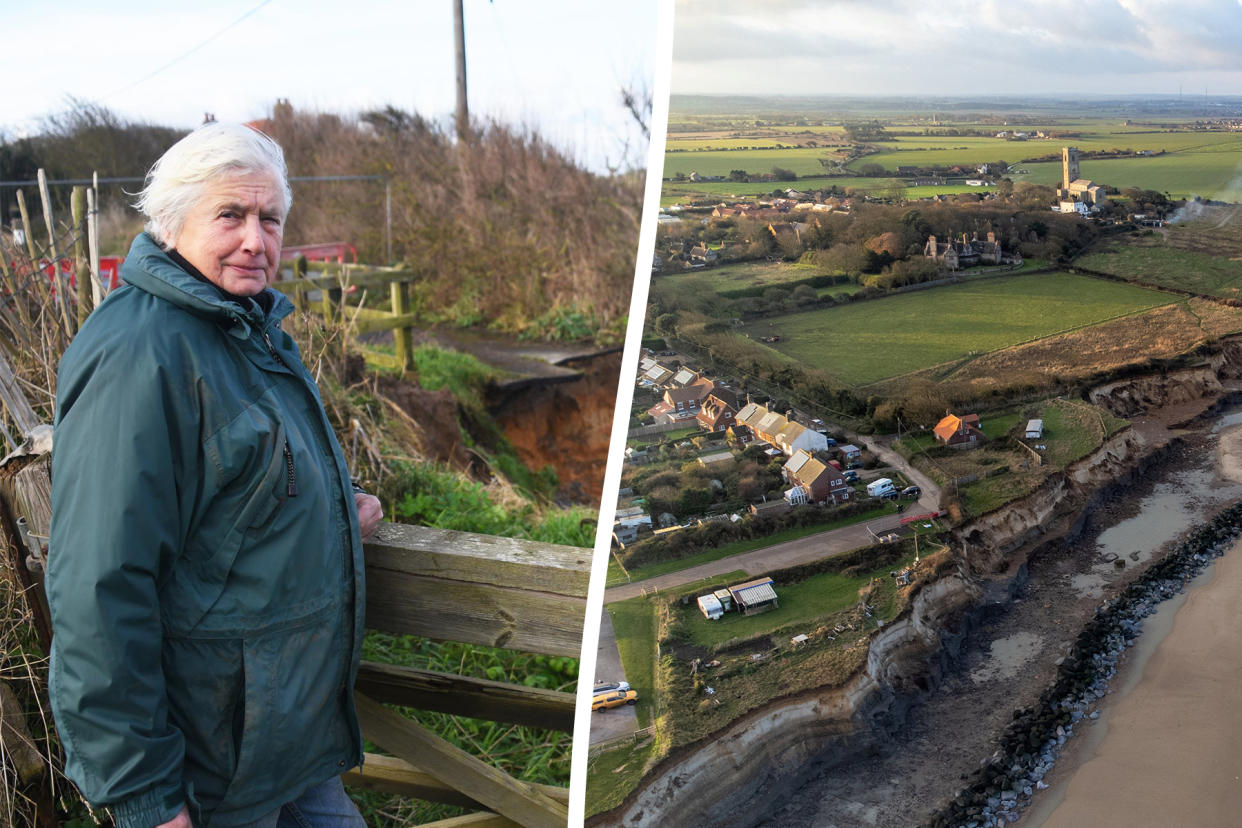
[1062,147,1080,189]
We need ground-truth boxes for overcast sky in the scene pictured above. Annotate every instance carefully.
[2,1,658,173]
[672,0,1242,97]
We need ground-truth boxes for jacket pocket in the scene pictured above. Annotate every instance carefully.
[164,423,291,635]
[162,636,246,812]
[223,604,350,808]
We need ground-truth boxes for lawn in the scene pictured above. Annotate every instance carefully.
[680,556,909,649]
[606,599,659,729]
[753,272,1175,386]
[659,259,823,293]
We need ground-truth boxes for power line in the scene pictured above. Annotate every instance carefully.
[100,0,276,103]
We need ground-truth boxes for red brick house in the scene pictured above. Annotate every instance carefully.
[783,450,851,504]
[933,412,984,448]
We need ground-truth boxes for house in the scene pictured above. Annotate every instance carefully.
[1025,419,1044,439]
[728,577,780,616]
[697,393,738,432]
[670,367,699,387]
[735,401,828,456]
[934,412,985,448]
[783,449,851,504]
[642,363,674,386]
[924,232,1021,269]
[650,383,712,422]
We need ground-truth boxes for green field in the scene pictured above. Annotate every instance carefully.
[659,259,823,292]
[662,120,1242,203]
[752,272,1175,386]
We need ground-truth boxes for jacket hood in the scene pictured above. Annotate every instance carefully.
[120,233,292,336]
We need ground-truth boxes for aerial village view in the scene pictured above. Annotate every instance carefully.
[588,2,1242,827]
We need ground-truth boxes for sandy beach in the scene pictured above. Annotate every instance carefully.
[1032,425,1242,826]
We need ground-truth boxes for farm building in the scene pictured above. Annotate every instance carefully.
[1026,419,1044,439]
[728,577,780,616]
[934,412,985,448]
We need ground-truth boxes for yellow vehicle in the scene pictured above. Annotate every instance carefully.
[592,689,638,711]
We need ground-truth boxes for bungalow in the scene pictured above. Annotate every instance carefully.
[934,412,985,448]
[670,367,700,387]
[642,363,674,386]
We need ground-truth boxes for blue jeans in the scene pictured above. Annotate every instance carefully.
[225,776,366,828]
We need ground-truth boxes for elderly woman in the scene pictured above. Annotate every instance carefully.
[48,123,382,828]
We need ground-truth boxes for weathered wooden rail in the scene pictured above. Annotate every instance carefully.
[0,422,590,828]
[270,266,422,373]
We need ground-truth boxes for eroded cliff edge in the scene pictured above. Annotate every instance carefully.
[594,342,1242,828]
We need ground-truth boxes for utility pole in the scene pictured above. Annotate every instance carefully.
[454,0,468,142]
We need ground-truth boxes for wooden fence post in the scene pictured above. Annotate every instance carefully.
[391,278,413,373]
[292,255,308,313]
[72,187,92,328]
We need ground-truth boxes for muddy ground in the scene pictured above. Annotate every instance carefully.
[759,415,1242,827]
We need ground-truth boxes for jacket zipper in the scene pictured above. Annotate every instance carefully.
[283,439,299,497]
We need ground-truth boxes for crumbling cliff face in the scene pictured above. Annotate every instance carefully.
[605,575,980,828]
[490,351,620,504]
[596,339,1242,828]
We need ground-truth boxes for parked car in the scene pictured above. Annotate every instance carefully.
[844,470,860,483]
[902,485,921,498]
[845,460,862,470]
[592,690,639,711]
[593,681,631,695]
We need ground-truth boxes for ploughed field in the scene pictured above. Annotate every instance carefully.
[749,272,1174,386]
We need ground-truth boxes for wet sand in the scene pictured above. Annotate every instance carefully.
[1031,424,1242,827]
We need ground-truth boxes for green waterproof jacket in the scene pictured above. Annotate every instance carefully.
[48,234,365,827]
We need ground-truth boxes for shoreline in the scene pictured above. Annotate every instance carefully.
[1024,422,1242,825]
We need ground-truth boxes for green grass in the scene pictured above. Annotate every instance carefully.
[607,504,895,587]
[607,599,659,728]
[585,738,658,817]
[680,558,906,649]
[753,272,1174,386]
[1078,245,1242,300]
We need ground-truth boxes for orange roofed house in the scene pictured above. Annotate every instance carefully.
[934,412,984,448]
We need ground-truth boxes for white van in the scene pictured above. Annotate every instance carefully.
[866,478,896,498]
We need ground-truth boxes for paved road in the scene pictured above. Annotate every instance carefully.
[588,608,638,744]
[605,446,942,604]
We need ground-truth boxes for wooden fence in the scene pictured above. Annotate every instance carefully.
[0,421,590,828]
[270,266,423,373]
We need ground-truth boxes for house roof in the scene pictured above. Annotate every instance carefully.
[736,402,763,425]
[730,579,778,606]
[671,368,699,386]
[933,414,963,442]
[644,365,673,383]
[935,412,981,441]
[784,449,813,475]
[666,385,709,406]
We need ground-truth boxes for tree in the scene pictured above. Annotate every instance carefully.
[771,166,798,181]
[729,169,749,182]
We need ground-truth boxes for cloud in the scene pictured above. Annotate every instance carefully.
[672,0,1242,94]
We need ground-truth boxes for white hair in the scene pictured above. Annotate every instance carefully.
[136,122,293,245]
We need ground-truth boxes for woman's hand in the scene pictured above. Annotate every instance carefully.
[156,805,192,828]
[355,493,383,541]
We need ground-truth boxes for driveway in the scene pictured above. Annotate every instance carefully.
[588,608,638,744]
